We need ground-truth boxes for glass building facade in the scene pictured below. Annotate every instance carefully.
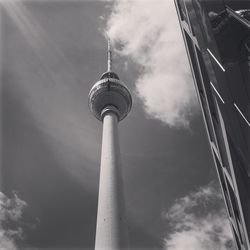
[175,0,250,249]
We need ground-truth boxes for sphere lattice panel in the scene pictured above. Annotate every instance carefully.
[88,76,132,121]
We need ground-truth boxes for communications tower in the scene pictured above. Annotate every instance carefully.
[88,39,132,250]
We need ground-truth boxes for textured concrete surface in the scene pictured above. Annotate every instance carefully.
[95,111,129,250]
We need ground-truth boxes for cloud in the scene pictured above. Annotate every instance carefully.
[105,0,198,127]
[0,192,27,250]
[163,182,234,250]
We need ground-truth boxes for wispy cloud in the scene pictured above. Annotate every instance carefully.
[105,0,198,127]
[163,182,234,250]
[0,192,26,250]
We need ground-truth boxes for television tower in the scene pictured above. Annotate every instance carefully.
[88,38,132,250]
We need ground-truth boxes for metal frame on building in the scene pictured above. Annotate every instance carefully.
[175,1,250,249]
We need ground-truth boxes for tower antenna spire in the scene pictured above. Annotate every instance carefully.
[107,37,112,72]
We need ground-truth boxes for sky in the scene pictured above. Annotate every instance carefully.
[0,0,234,249]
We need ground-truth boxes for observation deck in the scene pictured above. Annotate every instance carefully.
[88,71,132,121]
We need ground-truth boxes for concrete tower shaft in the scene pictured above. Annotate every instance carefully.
[95,111,129,249]
[88,39,131,250]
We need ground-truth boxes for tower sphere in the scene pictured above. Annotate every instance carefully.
[88,71,132,121]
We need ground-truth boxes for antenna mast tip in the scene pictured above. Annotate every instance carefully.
[107,38,112,72]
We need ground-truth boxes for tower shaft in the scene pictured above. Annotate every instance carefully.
[95,110,128,250]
